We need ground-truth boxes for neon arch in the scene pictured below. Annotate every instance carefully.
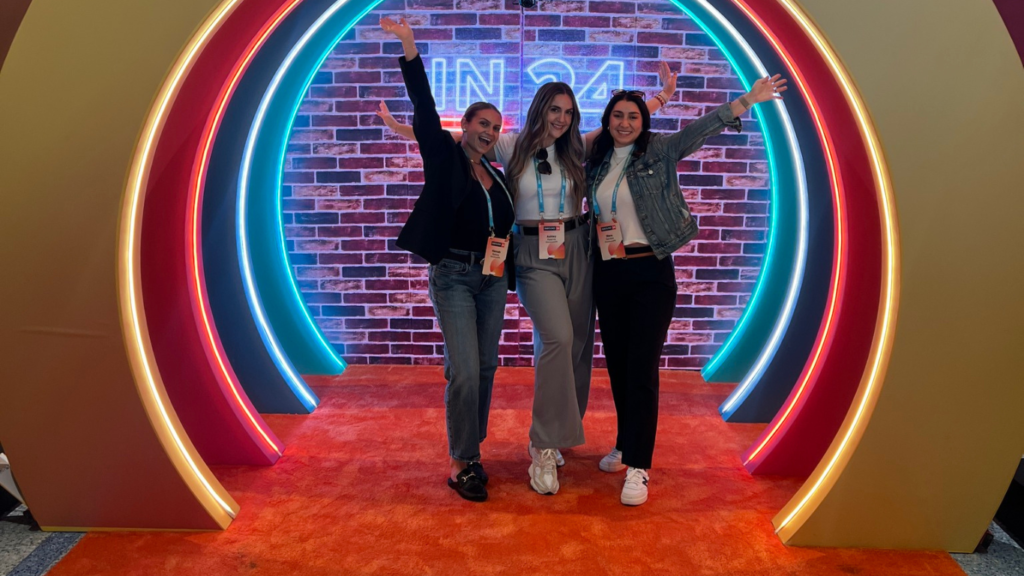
[6,0,1023,554]
[136,0,897,537]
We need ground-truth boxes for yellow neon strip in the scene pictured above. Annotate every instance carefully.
[119,0,243,520]
[771,0,900,536]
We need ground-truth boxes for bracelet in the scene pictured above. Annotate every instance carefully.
[738,94,751,109]
[654,92,668,108]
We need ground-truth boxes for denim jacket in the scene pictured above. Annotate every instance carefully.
[587,103,742,259]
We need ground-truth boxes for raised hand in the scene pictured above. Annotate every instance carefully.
[658,61,678,98]
[377,100,416,140]
[379,16,413,42]
[377,100,397,129]
[747,74,788,105]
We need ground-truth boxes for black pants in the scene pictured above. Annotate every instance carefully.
[594,254,677,470]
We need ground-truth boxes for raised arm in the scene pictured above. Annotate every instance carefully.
[380,15,417,60]
[380,17,447,155]
[377,101,415,140]
[729,74,787,118]
[377,100,468,144]
[584,62,679,156]
[645,61,678,115]
[660,73,787,162]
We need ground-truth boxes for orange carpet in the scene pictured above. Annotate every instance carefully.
[48,365,966,575]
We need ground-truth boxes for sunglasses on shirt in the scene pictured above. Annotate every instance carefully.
[535,148,552,176]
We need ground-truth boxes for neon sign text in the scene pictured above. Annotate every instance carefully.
[429,57,626,115]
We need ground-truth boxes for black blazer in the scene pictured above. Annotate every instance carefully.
[395,54,516,289]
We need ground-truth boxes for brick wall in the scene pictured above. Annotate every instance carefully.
[282,0,769,368]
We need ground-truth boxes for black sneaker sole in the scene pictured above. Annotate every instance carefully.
[448,478,487,502]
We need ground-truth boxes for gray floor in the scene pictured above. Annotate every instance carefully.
[0,508,81,576]
[1,506,1021,575]
[953,523,1024,576]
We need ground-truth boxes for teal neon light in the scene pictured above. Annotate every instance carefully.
[240,0,390,377]
[667,0,807,392]
[683,1,808,416]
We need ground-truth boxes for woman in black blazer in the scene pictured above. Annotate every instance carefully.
[381,17,515,503]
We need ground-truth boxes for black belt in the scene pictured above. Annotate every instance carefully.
[622,245,655,259]
[442,250,485,265]
[514,213,590,236]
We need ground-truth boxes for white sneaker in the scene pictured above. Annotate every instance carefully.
[528,443,560,495]
[599,448,626,473]
[528,442,565,467]
[621,467,649,506]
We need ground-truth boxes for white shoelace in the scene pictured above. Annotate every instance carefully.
[625,467,648,488]
[539,448,558,471]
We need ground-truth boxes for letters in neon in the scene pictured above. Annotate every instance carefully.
[430,57,625,116]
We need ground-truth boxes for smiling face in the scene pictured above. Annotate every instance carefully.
[544,94,574,144]
[460,108,502,157]
[609,100,643,148]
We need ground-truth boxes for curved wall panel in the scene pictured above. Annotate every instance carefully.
[141,0,286,465]
[708,0,833,423]
[238,2,349,375]
[0,0,238,530]
[773,0,1024,551]
[200,0,333,414]
[737,0,883,474]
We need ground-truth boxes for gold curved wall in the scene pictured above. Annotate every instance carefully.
[0,0,33,70]
[0,0,235,529]
[776,0,1024,550]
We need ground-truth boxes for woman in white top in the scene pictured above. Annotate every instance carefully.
[379,69,677,496]
[586,77,786,507]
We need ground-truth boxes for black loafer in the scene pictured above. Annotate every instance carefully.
[467,461,489,485]
[447,468,487,502]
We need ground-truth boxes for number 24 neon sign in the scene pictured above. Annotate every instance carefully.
[430,58,625,113]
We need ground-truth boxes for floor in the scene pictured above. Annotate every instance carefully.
[0,366,1020,575]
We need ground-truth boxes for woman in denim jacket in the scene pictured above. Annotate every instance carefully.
[586,75,787,506]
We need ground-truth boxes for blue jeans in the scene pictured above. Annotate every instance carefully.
[428,253,507,462]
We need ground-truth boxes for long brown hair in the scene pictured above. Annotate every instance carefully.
[505,82,587,215]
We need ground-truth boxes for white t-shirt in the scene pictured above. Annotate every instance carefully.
[494,132,578,222]
[593,145,649,246]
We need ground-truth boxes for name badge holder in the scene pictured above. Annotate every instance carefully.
[535,156,567,260]
[470,155,514,277]
[592,145,634,261]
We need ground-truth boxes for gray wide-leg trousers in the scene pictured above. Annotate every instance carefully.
[513,224,596,449]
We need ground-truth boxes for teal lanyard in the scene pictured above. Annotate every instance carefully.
[591,145,634,220]
[465,149,513,235]
[534,155,566,221]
